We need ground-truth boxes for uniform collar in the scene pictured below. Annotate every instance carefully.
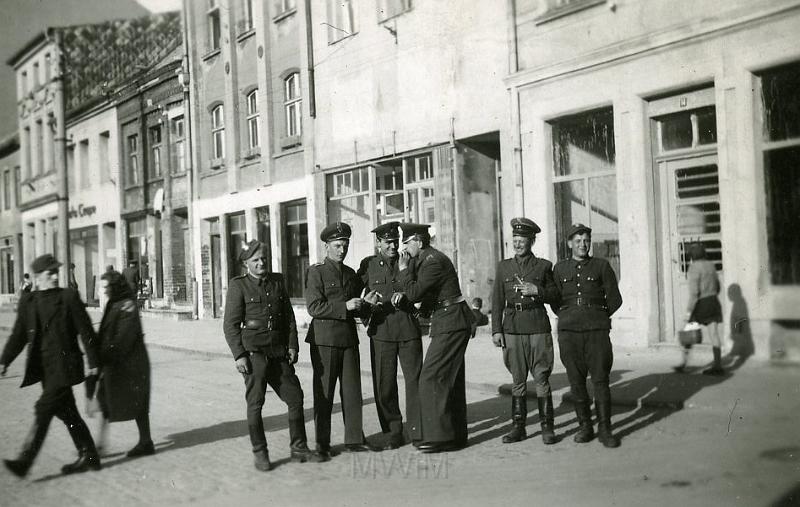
[247,272,268,285]
[571,256,592,265]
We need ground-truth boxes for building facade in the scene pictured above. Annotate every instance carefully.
[0,133,21,301]
[507,0,800,360]
[184,0,315,318]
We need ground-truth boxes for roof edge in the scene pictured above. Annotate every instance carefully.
[6,29,51,68]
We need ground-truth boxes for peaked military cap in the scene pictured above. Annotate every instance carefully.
[399,223,431,243]
[371,221,401,240]
[566,223,592,239]
[320,221,352,242]
[239,240,267,261]
[31,254,62,274]
[510,217,541,238]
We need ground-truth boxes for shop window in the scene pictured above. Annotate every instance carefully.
[207,0,222,52]
[211,104,225,164]
[375,161,404,223]
[326,0,355,44]
[170,116,185,173]
[149,125,162,178]
[127,134,139,185]
[284,73,301,141]
[377,0,410,22]
[246,90,260,151]
[760,62,800,284]
[551,107,619,276]
[228,212,247,279]
[283,200,308,298]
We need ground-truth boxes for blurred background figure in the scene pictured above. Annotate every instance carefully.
[470,297,488,338]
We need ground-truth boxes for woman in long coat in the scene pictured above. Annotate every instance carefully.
[95,270,154,457]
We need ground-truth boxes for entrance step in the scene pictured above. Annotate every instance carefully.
[140,307,195,321]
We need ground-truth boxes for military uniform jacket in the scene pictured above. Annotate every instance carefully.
[223,272,298,360]
[305,257,363,348]
[0,288,98,389]
[398,247,473,337]
[553,256,623,331]
[492,254,559,335]
[357,253,422,342]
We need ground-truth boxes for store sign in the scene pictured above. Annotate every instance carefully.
[68,204,97,219]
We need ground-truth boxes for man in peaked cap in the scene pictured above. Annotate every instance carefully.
[305,222,376,456]
[223,240,326,471]
[553,223,623,448]
[492,218,560,445]
[357,221,422,450]
[1,254,101,477]
[396,222,473,453]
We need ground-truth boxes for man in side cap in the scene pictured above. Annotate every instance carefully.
[305,222,376,456]
[224,240,326,471]
[553,224,623,448]
[1,254,101,477]
[396,223,473,453]
[357,221,422,450]
[491,218,560,445]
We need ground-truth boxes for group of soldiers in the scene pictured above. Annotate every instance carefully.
[223,216,623,471]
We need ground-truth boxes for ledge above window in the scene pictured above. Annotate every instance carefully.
[280,135,301,150]
[202,48,221,61]
[243,146,261,160]
[534,0,605,25]
[210,157,225,169]
[273,8,296,23]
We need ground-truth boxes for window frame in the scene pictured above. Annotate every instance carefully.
[149,124,163,179]
[127,134,140,186]
[535,0,606,25]
[170,116,186,174]
[376,0,411,23]
[246,89,260,152]
[211,104,226,164]
[326,0,356,44]
[207,0,222,52]
[283,73,302,141]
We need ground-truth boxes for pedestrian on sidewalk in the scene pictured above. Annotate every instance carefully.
[0,254,102,477]
[397,222,473,454]
[674,243,724,375]
[357,221,423,451]
[306,223,376,457]
[491,218,560,445]
[224,240,327,471]
[90,270,154,459]
[553,224,623,449]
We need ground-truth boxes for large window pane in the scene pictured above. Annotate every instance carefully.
[552,108,615,177]
[764,146,800,284]
[554,179,587,260]
[588,175,619,276]
[761,63,800,142]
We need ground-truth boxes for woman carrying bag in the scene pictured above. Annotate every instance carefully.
[674,243,724,375]
[90,270,155,457]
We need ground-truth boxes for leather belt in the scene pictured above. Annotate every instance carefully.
[433,295,465,312]
[562,296,606,309]
[243,319,274,331]
[506,302,543,311]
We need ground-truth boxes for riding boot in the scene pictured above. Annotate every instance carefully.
[595,395,620,449]
[61,419,101,474]
[502,396,527,443]
[4,418,51,477]
[537,395,557,445]
[573,401,594,443]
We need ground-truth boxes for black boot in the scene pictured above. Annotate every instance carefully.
[289,417,328,463]
[61,420,101,474]
[4,418,51,477]
[595,397,620,449]
[537,395,557,445]
[253,448,271,471]
[573,401,594,443]
[703,347,725,375]
[502,396,527,443]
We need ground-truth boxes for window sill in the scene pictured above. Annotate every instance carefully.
[236,29,255,43]
[273,146,303,159]
[210,158,225,169]
[202,48,221,61]
[328,32,357,46]
[243,147,261,160]
[378,8,412,25]
[280,135,301,150]
[534,0,605,25]
[273,8,296,23]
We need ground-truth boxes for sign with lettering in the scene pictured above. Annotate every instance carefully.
[68,204,97,219]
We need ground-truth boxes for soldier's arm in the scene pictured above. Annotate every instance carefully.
[222,281,248,360]
[0,296,31,368]
[397,255,442,303]
[304,267,347,320]
[66,289,100,369]
[602,261,623,316]
[551,265,564,314]
[539,263,561,307]
[491,263,505,334]
[279,275,299,351]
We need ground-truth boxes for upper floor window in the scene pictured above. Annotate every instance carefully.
[2,170,10,210]
[246,90,260,150]
[239,0,255,33]
[274,0,296,15]
[211,104,225,161]
[284,73,301,138]
[20,71,28,95]
[32,62,40,88]
[208,0,222,51]
[127,134,139,185]
[149,125,163,178]
[536,0,605,24]
[44,53,51,82]
[170,116,185,173]
[377,0,410,22]
[326,0,355,44]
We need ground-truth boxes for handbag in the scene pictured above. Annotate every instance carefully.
[678,322,702,346]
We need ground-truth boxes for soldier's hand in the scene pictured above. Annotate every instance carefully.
[346,298,363,311]
[287,348,298,365]
[398,251,410,270]
[492,333,504,348]
[235,356,252,375]
[0,364,7,376]
[363,290,381,306]
[391,292,406,307]
[515,281,539,297]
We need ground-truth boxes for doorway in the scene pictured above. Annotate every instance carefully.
[211,233,222,317]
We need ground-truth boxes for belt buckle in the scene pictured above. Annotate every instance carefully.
[514,302,523,311]
[576,297,585,306]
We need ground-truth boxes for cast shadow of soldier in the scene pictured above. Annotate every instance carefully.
[463,283,755,446]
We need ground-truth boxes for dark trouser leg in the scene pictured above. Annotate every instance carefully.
[372,339,401,435]
[3,387,61,477]
[418,329,470,443]
[398,339,423,443]
[450,358,468,445]
[311,344,341,449]
[502,334,529,443]
[126,412,156,457]
[56,389,101,474]
[558,330,593,443]
[340,346,365,445]
[587,330,619,448]
[265,356,307,449]
[244,352,269,453]
[531,333,557,444]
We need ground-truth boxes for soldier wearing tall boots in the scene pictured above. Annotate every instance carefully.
[553,224,623,449]
[305,222,375,457]
[491,218,560,445]
[223,240,326,471]
[357,222,423,450]
[1,254,102,477]
[397,223,473,453]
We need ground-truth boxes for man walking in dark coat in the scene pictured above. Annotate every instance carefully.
[224,240,326,471]
[1,254,101,477]
[553,224,623,448]
[397,223,473,453]
[357,221,422,450]
[492,218,560,445]
[305,223,374,457]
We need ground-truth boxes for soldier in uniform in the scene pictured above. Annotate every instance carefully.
[357,221,422,450]
[491,218,560,445]
[553,224,623,449]
[397,223,473,453]
[223,240,326,471]
[305,222,374,456]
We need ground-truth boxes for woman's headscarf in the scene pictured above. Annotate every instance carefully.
[101,269,135,303]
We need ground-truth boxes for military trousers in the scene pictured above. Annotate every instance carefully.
[310,344,364,446]
[243,351,306,452]
[557,329,613,404]
[417,329,469,444]
[370,338,423,437]
[502,332,554,397]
